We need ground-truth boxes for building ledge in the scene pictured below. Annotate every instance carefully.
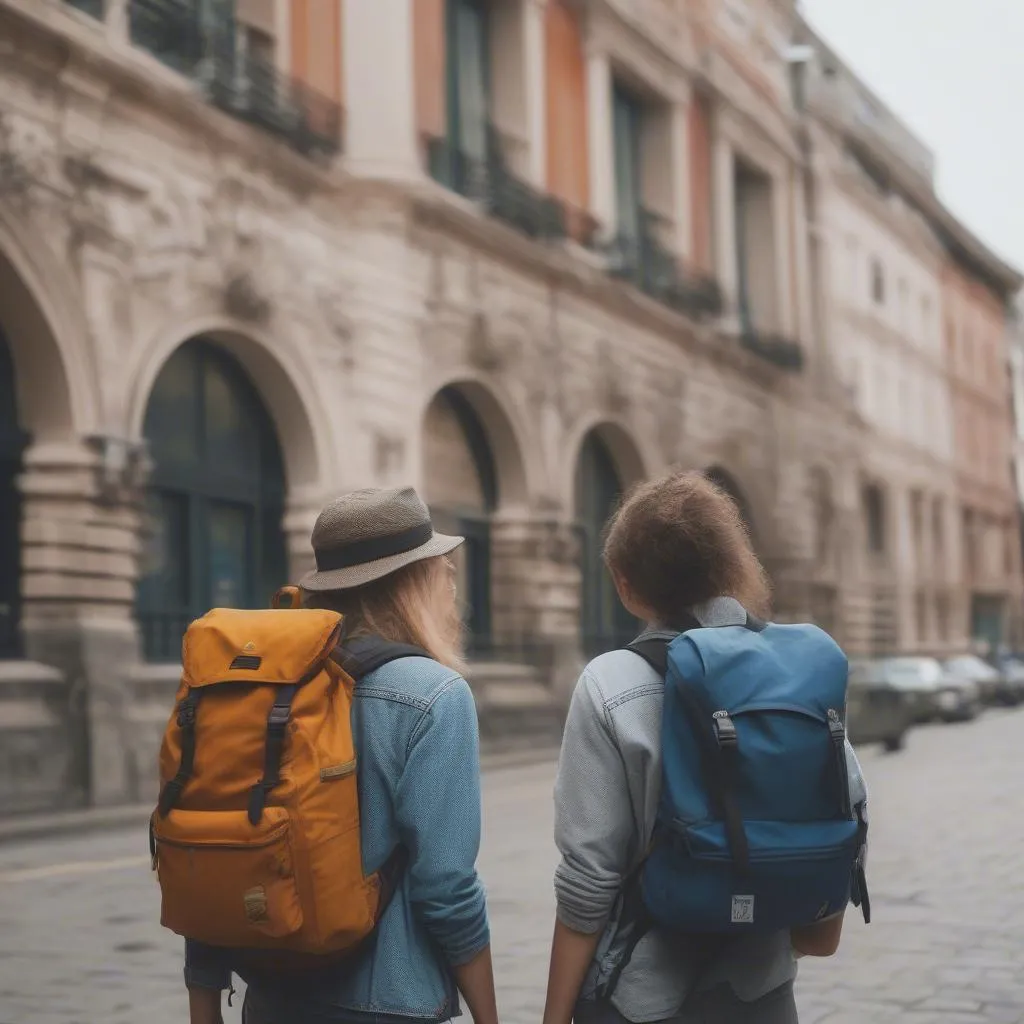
[409,183,801,390]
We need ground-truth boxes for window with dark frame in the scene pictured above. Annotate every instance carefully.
[862,483,886,555]
[136,340,288,662]
[871,258,885,305]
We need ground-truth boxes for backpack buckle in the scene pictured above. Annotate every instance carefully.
[267,704,292,731]
[176,703,196,729]
[712,710,737,749]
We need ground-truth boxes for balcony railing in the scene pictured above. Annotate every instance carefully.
[427,127,567,242]
[127,0,342,157]
[138,610,194,663]
[739,327,805,372]
[600,209,724,320]
[64,0,105,18]
[207,50,343,158]
[129,0,206,76]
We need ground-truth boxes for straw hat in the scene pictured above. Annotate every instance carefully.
[300,486,463,592]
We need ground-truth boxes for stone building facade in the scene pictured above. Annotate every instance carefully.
[1009,298,1024,522]
[797,21,1022,656]
[0,0,1016,814]
[944,261,1023,651]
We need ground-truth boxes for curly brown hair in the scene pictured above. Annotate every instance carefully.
[603,470,771,626]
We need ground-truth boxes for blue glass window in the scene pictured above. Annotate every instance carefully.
[137,339,286,661]
[575,432,637,656]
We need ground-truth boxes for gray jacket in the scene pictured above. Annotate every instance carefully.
[553,598,869,1021]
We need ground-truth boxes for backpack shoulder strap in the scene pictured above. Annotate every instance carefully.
[334,636,432,682]
[626,635,672,676]
[624,615,702,675]
[627,610,767,674]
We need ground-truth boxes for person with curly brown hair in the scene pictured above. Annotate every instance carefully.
[543,470,868,1024]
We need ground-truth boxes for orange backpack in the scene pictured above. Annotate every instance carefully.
[150,592,425,971]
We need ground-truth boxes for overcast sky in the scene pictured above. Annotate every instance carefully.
[800,0,1024,274]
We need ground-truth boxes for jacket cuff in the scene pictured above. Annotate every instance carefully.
[555,902,608,936]
[442,918,492,967]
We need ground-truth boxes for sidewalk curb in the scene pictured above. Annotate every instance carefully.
[0,745,561,847]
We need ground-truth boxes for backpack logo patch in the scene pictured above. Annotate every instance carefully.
[243,885,269,923]
[731,895,755,924]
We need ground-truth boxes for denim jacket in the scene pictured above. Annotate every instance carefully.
[184,654,489,1023]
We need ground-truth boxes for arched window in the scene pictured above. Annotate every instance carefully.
[136,340,287,661]
[0,327,26,658]
[575,431,637,656]
[862,483,887,556]
[705,465,756,546]
[422,386,497,651]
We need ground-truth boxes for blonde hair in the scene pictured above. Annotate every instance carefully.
[303,556,465,672]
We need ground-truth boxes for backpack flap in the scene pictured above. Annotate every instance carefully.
[182,608,343,688]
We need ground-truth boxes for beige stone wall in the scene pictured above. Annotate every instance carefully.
[0,11,847,650]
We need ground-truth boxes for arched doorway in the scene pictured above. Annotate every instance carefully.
[0,327,26,658]
[705,465,757,546]
[575,430,639,656]
[136,339,288,661]
[422,386,498,652]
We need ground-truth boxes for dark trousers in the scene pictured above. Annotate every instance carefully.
[575,980,798,1024]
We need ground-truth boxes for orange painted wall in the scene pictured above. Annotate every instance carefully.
[290,0,342,107]
[545,1,590,235]
[413,0,447,140]
[689,95,713,273]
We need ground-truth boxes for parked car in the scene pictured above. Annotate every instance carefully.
[943,654,1020,707]
[879,656,980,724]
[987,654,1024,706]
[846,659,916,752]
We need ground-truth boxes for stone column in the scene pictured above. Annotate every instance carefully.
[274,0,292,75]
[343,0,420,180]
[586,47,616,237]
[713,130,738,318]
[891,484,916,653]
[282,490,324,584]
[772,166,795,338]
[670,99,691,263]
[18,438,147,808]
[790,165,814,349]
[524,0,548,188]
[105,0,129,41]
[490,514,584,701]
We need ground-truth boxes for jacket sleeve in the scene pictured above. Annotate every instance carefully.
[553,670,635,935]
[183,938,232,991]
[394,675,490,967]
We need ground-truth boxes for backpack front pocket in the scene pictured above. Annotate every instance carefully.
[153,806,304,947]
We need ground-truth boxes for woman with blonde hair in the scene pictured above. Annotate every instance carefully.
[185,487,498,1024]
[543,470,868,1024]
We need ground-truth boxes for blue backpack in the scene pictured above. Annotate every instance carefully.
[626,612,870,938]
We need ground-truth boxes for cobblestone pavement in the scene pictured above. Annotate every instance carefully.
[1,708,1023,1024]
